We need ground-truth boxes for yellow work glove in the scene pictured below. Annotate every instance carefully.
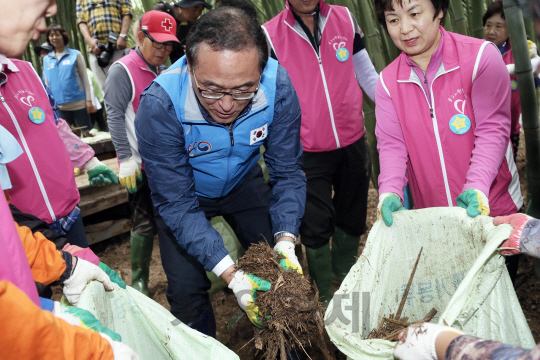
[528,40,538,58]
[274,240,302,274]
[228,269,271,327]
[118,157,142,194]
[456,188,490,217]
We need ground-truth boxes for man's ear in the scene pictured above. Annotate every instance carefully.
[137,31,146,46]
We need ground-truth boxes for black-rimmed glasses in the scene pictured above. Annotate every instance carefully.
[192,69,260,100]
[144,32,175,52]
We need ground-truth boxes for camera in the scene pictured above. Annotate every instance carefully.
[96,32,118,68]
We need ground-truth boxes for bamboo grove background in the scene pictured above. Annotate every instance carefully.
[22,0,540,187]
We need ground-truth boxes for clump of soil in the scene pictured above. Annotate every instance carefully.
[237,243,333,360]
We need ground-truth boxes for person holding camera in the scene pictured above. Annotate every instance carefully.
[76,0,133,92]
[43,24,95,131]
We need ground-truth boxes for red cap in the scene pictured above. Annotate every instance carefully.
[141,10,179,44]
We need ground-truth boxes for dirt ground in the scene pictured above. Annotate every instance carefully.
[73,132,540,359]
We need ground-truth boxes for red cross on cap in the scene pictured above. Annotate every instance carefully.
[162,18,173,32]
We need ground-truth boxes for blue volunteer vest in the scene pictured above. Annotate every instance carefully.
[154,56,278,198]
[43,48,86,105]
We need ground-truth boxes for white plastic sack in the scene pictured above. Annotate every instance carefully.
[78,282,239,360]
[324,207,535,359]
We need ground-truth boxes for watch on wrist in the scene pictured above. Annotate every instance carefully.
[119,34,128,41]
[274,231,297,244]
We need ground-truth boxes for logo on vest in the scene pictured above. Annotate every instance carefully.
[511,80,518,91]
[449,99,471,135]
[28,107,45,125]
[187,141,212,157]
[15,90,35,107]
[250,123,268,145]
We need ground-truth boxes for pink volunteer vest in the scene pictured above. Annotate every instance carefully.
[501,41,522,136]
[263,0,365,152]
[381,29,517,216]
[116,49,157,114]
[1,60,79,224]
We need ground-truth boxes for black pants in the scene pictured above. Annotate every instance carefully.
[300,135,371,249]
[155,165,274,335]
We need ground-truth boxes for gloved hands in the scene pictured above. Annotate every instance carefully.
[85,157,119,187]
[493,213,534,255]
[99,262,127,288]
[394,322,463,360]
[528,40,538,59]
[53,302,122,341]
[119,157,142,194]
[228,269,271,327]
[456,189,489,217]
[377,192,406,227]
[63,258,115,306]
[274,240,302,274]
[100,333,139,360]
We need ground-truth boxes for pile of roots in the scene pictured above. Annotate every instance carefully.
[237,243,333,360]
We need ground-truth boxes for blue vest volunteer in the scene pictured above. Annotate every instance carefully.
[154,56,277,199]
[43,48,86,105]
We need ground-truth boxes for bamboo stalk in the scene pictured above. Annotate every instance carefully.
[503,0,540,218]
[449,0,469,35]
[470,1,486,39]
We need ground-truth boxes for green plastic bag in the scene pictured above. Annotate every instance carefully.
[325,207,535,359]
[77,282,239,360]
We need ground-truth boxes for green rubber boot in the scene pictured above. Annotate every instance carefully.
[130,231,154,296]
[305,243,332,306]
[331,227,361,284]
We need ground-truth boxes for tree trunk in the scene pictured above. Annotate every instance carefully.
[503,0,540,218]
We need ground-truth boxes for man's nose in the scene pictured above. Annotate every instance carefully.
[219,94,235,111]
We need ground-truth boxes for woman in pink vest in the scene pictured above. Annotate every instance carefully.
[483,0,540,161]
[373,0,522,227]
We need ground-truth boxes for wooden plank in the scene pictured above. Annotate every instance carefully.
[79,186,128,216]
[89,139,116,157]
[85,218,133,245]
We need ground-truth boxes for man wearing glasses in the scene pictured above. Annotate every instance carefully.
[104,10,179,296]
[135,8,306,337]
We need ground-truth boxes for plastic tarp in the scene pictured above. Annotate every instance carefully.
[77,282,239,360]
[324,207,535,359]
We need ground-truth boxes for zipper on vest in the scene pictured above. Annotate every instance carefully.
[430,108,434,118]
[0,88,57,221]
[424,72,428,84]
[228,127,234,146]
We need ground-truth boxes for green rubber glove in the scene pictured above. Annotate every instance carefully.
[87,164,119,186]
[457,188,490,217]
[54,303,122,342]
[98,262,126,289]
[228,270,271,328]
[377,193,406,227]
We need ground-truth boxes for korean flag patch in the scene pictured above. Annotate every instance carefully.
[250,123,268,145]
